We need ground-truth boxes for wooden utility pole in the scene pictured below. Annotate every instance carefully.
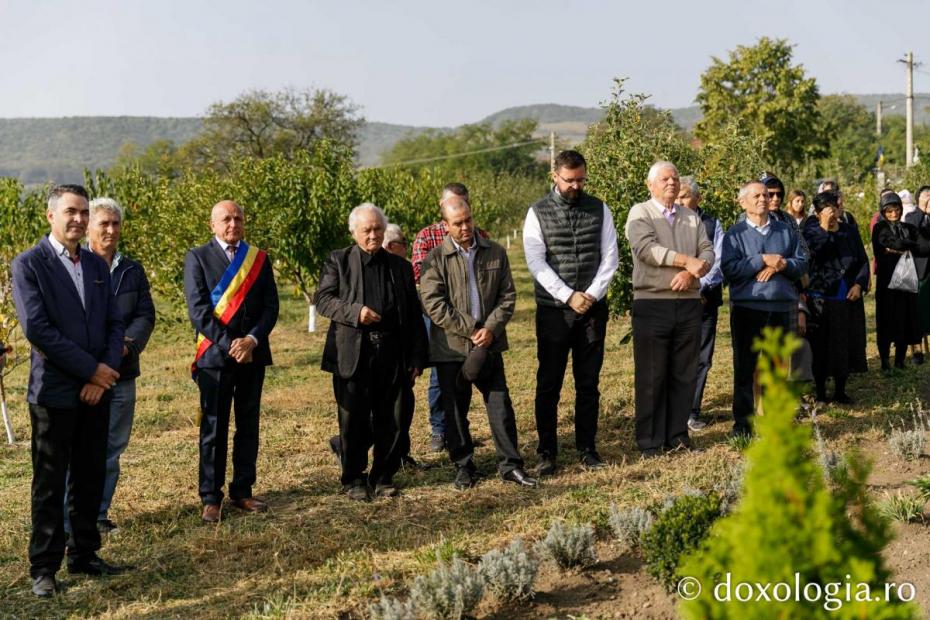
[876,100,883,136]
[899,52,918,167]
[549,131,555,172]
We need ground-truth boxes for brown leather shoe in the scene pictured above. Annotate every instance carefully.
[231,497,268,513]
[202,503,221,523]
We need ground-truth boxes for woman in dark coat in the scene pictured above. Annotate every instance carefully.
[903,184,930,363]
[872,192,925,370]
[803,192,869,402]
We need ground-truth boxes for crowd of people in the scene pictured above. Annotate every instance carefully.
[11,151,930,597]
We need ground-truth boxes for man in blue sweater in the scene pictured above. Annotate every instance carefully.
[722,180,808,437]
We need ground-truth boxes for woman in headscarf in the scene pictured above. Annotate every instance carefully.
[802,192,869,402]
[872,192,925,370]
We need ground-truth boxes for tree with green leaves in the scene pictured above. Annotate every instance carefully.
[694,37,821,174]
[814,95,879,185]
[680,328,916,619]
[185,87,363,171]
[380,119,544,177]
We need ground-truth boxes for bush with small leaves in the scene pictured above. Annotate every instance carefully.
[479,538,539,602]
[909,473,930,500]
[888,428,926,462]
[535,521,597,570]
[368,596,416,620]
[409,556,484,620]
[714,462,745,514]
[641,492,722,591]
[877,491,925,523]
[608,504,654,549]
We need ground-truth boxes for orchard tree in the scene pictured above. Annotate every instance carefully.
[381,119,544,177]
[695,38,820,174]
[814,95,878,184]
[186,87,363,171]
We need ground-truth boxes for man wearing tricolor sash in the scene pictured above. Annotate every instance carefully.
[183,200,279,523]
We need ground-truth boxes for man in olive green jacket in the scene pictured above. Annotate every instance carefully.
[420,197,537,490]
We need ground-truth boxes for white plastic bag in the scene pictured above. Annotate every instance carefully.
[889,251,919,293]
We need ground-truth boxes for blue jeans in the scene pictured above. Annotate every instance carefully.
[64,379,136,529]
[422,314,445,436]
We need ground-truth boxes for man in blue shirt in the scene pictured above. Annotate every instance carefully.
[722,180,808,437]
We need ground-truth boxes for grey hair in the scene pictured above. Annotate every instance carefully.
[348,202,387,233]
[679,176,700,198]
[383,223,404,246]
[647,161,679,183]
[89,196,124,222]
[738,180,765,201]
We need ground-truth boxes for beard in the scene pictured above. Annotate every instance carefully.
[561,187,581,203]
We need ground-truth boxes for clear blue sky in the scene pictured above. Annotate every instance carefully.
[0,0,925,126]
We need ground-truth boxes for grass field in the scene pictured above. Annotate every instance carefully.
[1,240,929,619]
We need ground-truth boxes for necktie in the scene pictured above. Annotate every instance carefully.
[226,245,237,263]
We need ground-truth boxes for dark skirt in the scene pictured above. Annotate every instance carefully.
[875,287,922,347]
[918,276,930,334]
[807,297,868,379]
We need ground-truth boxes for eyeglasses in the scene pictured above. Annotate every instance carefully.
[555,172,587,186]
[768,191,784,198]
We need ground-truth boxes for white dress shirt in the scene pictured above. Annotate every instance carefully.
[48,234,85,309]
[523,195,620,303]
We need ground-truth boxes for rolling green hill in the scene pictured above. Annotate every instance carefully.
[2,94,926,184]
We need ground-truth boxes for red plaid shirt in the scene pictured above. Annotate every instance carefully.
[411,222,489,283]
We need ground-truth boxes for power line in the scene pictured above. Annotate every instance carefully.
[362,138,546,169]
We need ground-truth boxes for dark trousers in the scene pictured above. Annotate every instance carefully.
[692,306,719,418]
[632,299,702,451]
[436,352,523,475]
[197,363,265,505]
[730,305,791,432]
[29,401,108,577]
[534,300,607,458]
[333,338,404,487]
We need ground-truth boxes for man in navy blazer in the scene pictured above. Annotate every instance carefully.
[183,200,278,523]
[12,184,127,597]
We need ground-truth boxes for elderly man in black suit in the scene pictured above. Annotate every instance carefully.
[314,203,427,501]
[12,184,127,597]
[183,200,279,523]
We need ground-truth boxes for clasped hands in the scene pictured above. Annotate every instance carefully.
[568,291,596,314]
[671,256,710,292]
[756,254,787,283]
[229,337,256,364]
[80,362,121,406]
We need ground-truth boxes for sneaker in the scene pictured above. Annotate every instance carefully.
[32,574,58,597]
[96,519,118,535]
[430,434,445,452]
[687,417,707,431]
[580,451,607,470]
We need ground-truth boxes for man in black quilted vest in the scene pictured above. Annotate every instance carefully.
[523,150,619,475]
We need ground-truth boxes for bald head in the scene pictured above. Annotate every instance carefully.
[440,195,470,221]
[211,200,245,245]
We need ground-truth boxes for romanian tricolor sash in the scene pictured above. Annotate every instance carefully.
[191,242,267,379]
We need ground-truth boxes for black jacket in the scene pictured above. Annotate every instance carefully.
[110,255,156,380]
[183,239,279,369]
[314,245,427,379]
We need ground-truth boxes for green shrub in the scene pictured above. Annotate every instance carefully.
[641,492,722,591]
[679,328,917,619]
[877,491,925,523]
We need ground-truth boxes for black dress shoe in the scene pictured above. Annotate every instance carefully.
[453,467,478,490]
[580,450,607,469]
[68,554,132,576]
[32,574,58,597]
[502,468,538,488]
[534,457,558,477]
[96,519,118,535]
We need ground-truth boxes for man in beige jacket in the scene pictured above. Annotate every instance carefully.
[624,161,714,458]
[420,197,537,490]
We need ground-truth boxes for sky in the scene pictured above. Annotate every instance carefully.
[0,0,926,127]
